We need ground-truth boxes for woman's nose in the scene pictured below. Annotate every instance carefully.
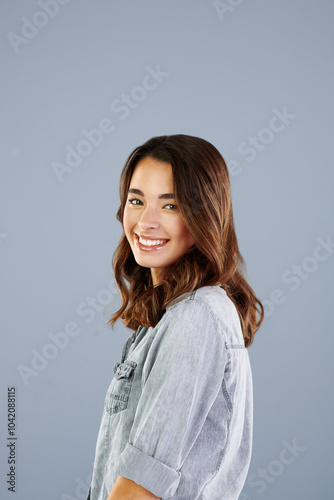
[139,206,160,230]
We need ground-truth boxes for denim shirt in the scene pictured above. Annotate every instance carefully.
[87,285,253,500]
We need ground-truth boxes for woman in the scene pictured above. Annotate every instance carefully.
[87,135,263,499]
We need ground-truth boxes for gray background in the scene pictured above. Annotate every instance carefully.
[1,1,333,499]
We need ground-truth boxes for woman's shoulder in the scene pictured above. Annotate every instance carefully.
[165,285,244,345]
[166,285,235,316]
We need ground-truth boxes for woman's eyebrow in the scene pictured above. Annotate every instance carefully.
[128,188,175,199]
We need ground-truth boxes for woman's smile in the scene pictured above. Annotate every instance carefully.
[135,234,170,251]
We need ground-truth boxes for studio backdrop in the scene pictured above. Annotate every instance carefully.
[1,1,333,499]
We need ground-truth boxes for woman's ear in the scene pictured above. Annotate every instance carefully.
[116,206,122,222]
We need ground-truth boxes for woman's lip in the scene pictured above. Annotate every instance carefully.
[134,234,169,251]
[135,233,169,241]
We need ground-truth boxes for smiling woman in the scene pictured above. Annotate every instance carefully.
[87,135,264,500]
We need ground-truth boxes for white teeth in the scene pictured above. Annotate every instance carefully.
[138,236,167,247]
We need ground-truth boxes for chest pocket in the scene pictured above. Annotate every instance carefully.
[105,360,137,415]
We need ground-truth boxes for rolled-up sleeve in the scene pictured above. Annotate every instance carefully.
[118,298,229,498]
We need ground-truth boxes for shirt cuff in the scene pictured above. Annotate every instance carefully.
[118,443,181,499]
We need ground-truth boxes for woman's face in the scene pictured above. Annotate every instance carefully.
[123,157,195,285]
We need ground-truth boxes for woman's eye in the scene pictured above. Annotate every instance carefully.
[128,198,142,206]
[127,199,177,209]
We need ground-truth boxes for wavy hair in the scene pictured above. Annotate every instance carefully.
[107,135,263,347]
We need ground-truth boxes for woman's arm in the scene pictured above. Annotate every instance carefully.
[107,475,160,500]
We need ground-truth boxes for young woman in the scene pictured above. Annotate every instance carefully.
[87,135,263,500]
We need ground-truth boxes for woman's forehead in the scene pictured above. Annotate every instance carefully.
[130,158,174,189]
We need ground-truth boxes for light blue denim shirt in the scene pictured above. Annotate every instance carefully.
[87,285,253,500]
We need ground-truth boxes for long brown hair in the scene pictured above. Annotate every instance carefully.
[108,135,263,347]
